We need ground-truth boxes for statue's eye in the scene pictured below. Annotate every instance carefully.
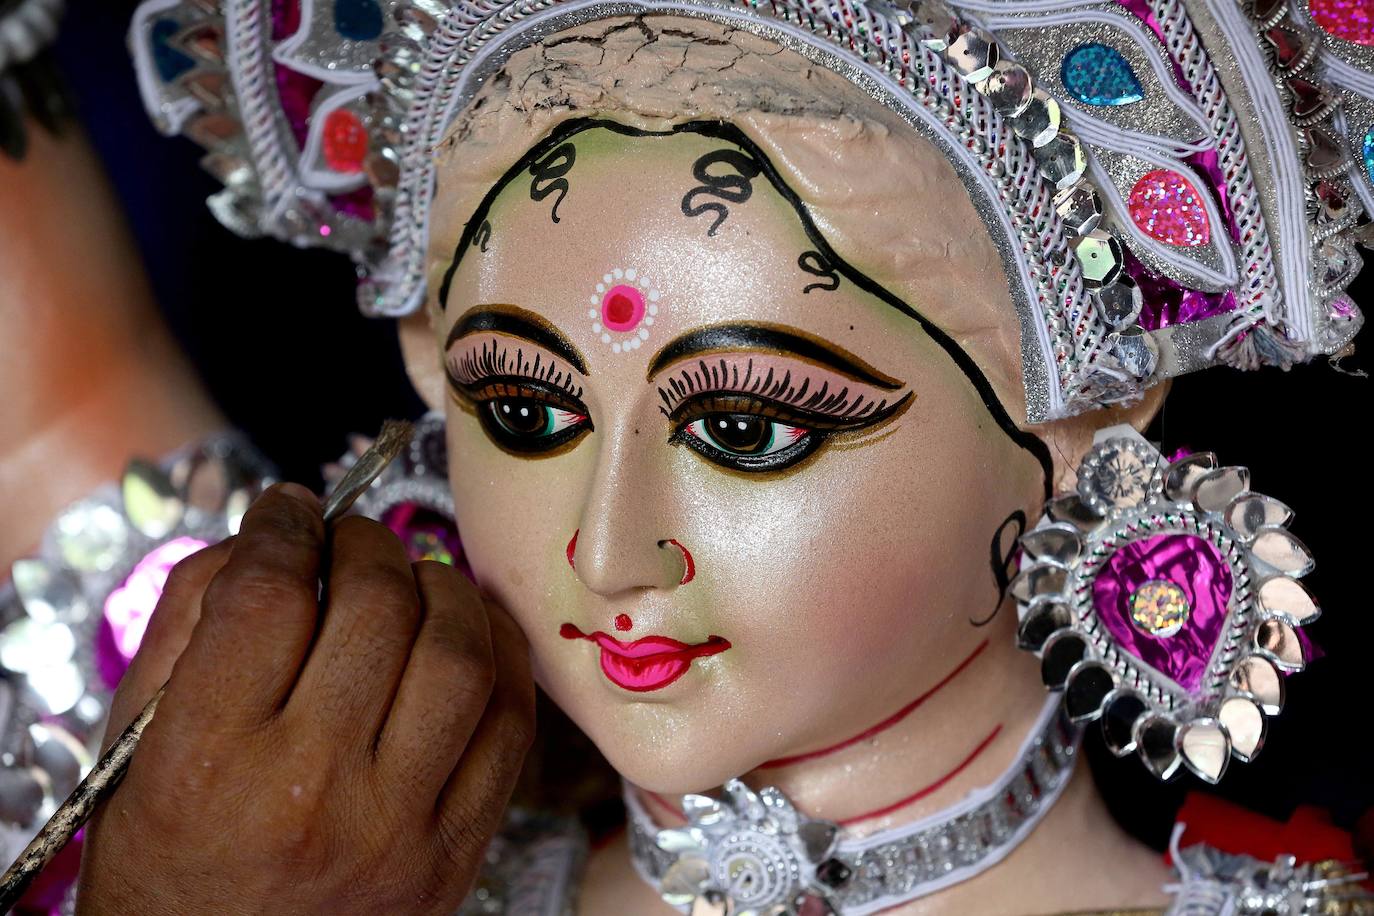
[469,388,592,456]
[685,414,809,458]
[674,404,821,473]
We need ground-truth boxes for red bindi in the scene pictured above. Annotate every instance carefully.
[605,290,636,325]
[614,614,633,632]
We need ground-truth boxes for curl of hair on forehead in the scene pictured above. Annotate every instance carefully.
[439,118,1053,498]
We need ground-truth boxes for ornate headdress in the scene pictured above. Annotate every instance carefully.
[129,0,1370,423]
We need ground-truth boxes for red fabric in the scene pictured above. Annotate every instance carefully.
[1168,793,1359,866]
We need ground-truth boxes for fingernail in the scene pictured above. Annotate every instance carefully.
[275,482,319,507]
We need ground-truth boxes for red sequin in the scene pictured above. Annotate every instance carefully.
[1128,169,1210,248]
[1309,0,1374,46]
[321,109,368,174]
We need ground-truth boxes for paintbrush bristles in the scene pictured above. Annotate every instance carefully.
[320,419,415,522]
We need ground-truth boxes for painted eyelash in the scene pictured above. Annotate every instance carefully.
[448,339,584,400]
[656,357,896,420]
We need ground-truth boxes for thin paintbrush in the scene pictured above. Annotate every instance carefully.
[0,419,416,910]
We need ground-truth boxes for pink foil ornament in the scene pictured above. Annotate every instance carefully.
[1309,0,1374,47]
[1128,169,1211,247]
[99,537,208,687]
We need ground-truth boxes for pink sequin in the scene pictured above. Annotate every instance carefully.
[1128,169,1210,248]
[1310,0,1374,47]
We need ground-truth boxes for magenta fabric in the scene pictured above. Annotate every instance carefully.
[1092,532,1233,693]
[1186,149,1242,243]
[272,0,301,41]
[275,64,323,151]
[1125,248,1239,329]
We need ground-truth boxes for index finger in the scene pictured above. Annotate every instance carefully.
[162,483,324,728]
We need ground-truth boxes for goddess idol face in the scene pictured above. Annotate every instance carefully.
[427,122,1051,794]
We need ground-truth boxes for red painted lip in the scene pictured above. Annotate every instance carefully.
[559,623,730,692]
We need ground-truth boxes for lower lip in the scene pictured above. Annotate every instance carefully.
[559,624,731,692]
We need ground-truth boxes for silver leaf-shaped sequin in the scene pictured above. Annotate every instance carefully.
[1137,717,1181,780]
[0,619,76,674]
[25,661,85,715]
[174,448,233,514]
[659,828,704,854]
[1192,466,1251,513]
[1010,565,1068,604]
[10,558,88,624]
[1224,494,1292,542]
[1064,662,1114,722]
[683,793,724,826]
[1255,619,1305,671]
[1219,697,1265,762]
[1257,576,1320,625]
[54,502,129,573]
[759,786,799,832]
[0,766,45,826]
[1045,493,1103,529]
[798,821,839,863]
[1040,631,1087,688]
[1250,528,1314,577]
[123,458,186,539]
[1229,655,1285,715]
[661,855,711,905]
[1018,524,1082,566]
[1101,691,1148,757]
[1163,452,1217,502]
[1179,721,1230,784]
[29,723,91,798]
[1017,600,1071,651]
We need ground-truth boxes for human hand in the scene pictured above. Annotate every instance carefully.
[76,483,535,915]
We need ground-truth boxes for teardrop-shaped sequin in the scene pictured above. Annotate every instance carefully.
[1128,170,1211,247]
[1061,42,1144,107]
[1309,0,1374,47]
[334,0,384,40]
[150,19,197,82]
[322,109,370,173]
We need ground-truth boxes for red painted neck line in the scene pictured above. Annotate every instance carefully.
[639,722,1004,830]
[837,723,1003,827]
[759,639,989,770]
[566,530,578,570]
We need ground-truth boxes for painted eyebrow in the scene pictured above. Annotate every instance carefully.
[646,324,904,390]
[446,306,588,375]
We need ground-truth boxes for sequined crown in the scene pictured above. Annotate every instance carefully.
[130,0,1373,421]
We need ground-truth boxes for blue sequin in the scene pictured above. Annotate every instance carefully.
[1363,127,1374,186]
[150,19,196,82]
[333,0,384,41]
[1061,43,1144,107]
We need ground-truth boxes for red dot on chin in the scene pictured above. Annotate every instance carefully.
[614,614,633,632]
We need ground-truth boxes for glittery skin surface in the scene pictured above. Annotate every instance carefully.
[427,124,1051,810]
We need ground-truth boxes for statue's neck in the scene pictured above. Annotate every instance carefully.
[626,613,1174,913]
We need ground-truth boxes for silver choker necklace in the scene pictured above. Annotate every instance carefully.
[625,697,1079,916]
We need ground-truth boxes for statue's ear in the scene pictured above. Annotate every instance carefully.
[398,310,447,411]
[1034,380,1171,493]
